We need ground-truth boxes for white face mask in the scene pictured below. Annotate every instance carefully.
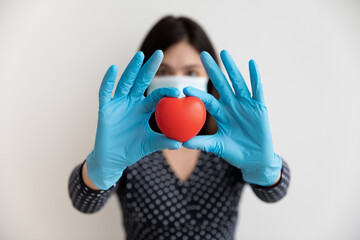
[147,75,209,98]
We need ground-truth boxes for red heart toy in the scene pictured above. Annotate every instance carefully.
[155,96,206,142]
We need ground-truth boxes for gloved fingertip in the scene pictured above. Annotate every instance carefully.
[136,51,145,58]
[155,87,180,99]
[109,64,118,72]
[168,141,182,150]
[182,141,195,150]
[168,87,180,97]
[154,49,164,58]
[182,86,194,96]
[220,49,228,57]
[200,51,210,60]
[249,59,257,67]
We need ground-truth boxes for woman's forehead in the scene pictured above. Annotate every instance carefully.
[162,41,202,69]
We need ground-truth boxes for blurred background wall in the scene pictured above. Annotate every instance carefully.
[0,0,359,239]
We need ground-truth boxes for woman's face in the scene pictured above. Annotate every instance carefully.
[156,41,207,77]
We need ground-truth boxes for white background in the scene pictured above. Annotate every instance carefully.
[1,0,359,239]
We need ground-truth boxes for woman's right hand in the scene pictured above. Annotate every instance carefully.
[86,50,182,190]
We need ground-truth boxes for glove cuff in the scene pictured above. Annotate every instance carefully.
[242,152,283,186]
[86,150,121,190]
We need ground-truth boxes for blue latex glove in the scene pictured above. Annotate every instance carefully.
[86,50,182,190]
[182,50,282,186]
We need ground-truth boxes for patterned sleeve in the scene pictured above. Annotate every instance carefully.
[249,158,291,203]
[68,160,121,214]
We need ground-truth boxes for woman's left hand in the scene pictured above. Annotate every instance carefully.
[182,50,282,186]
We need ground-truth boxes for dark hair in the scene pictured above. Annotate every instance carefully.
[140,15,219,135]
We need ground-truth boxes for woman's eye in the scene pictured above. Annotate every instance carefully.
[157,69,169,76]
[186,70,198,76]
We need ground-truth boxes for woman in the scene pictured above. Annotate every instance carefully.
[68,15,290,239]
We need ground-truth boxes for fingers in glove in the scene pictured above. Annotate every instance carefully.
[130,49,164,100]
[142,87,180,113]
[200,51,235,104]
[249,59,265,105]
[183,86,227,126]
[220,50,251,99]
[114,51,145,98]
[150,132,182,152]
[99,65,118,108]
[183,135,221,156]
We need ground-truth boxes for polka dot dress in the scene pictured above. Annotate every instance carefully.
[69,150,290,240]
